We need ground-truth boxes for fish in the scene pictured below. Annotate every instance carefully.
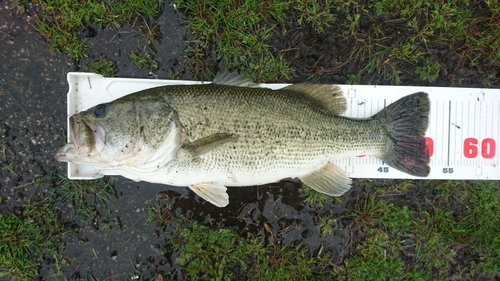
[55,71,430,207]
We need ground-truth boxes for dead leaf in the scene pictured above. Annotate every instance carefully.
[263,222,274,244]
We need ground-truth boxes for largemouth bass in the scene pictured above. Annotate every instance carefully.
[55,72,430,207]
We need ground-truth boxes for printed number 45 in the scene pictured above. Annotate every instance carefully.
[377,167,389,173]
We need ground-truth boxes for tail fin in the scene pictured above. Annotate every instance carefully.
[374,92,430,177]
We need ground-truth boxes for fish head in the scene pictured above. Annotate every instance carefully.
[55,97,180,167]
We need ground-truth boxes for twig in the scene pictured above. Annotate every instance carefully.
[313,54,325,68]
[14,182,31,189]
[120,236,134,248]
[280,48,300,53]
[3,88,29,115]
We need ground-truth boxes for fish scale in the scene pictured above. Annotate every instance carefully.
[145,85,387,179]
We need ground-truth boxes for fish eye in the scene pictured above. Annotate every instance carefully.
[93,104,107,118]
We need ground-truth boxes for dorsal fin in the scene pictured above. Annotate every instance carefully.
[283,83,346,115]
[213,70,261,88]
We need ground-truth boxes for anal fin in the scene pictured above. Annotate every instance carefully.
[190,182,229,207]
[300,162,352,196]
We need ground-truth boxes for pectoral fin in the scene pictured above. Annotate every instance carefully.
[190,182,229,207]
[183,133,238,158]
[300,162,352,196]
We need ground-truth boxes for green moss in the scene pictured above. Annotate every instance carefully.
[85,55,118,77]
[50,176,117,225]
[156,215,338,280]
[300,185,332,208]
[0,198,65,280]
[346,229,406,280]
[336,0,500,84]
[130,49,159,71]
[415,57,441,82]
[317,212,337,236]
[15,0,161,61]
[347,181,500,279]
[295,0,336,33]
[174,0,292,82]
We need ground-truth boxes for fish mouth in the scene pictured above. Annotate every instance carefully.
[54,115,105,162]
[54,143,76,162]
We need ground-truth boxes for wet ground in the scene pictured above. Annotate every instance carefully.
[1,0,500,280]
[0,2,194,278]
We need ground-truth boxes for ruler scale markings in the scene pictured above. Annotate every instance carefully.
[481,101,492,168]
[480,101,485,167]
[460,101,464,167]
[451,100,455,166]
[463,101,468,164]
[450,100,455,167]
[453,100,458,167]
[381,99,386,166]
[442,100,447,166]
[464,102,475,166]
[443,100,447,167]
[477,100,482,171]
[497,101,500,165]
[485,102,490,167]
[478,101,481,168]
[472,100,483,167]
[432,101,437,166]
[436,101,444,166]
[456,101,460,167]
[475,100,479,169]
[488,102,491,168]
[490,101,494,137]
[447,100,451,167]
[432,101,437,165]
[471,101,476,166]
[365,98,370,166]
[472,100,476,168]
[459,100,462,166]
[446,100,451,166]
[497,102,500,168]
[352,97,357,165]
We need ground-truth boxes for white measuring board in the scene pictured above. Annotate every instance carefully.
[65,72,500,180]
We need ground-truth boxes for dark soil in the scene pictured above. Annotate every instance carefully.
[1,1,499,280]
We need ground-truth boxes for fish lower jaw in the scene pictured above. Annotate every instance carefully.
[54,143,77,162]
[54,142,96,163]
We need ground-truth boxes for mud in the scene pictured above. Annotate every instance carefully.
[0,2,68,207]
[0,0,499,280]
